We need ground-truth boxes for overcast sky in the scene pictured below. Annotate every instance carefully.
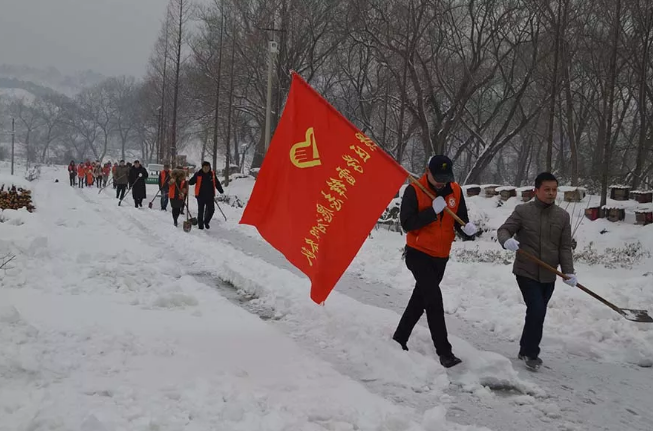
[0,0,169,77]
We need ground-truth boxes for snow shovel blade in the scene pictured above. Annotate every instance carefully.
[190,217,198,226]
[183,220,192,232]
[620,309,653,323]
[148,201,153,209]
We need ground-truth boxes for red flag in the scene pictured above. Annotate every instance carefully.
[240,72,408,304]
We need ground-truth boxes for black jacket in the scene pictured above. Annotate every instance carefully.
[400,181,471,239]
[188,169,224,199]
[128,165,149,199]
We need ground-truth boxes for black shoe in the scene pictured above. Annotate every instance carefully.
[204,223,210,229]
[392,334,409,351]
[174,221,178,227]
[439,354,462,368]
[198,224,204,230]
[518,354,542,371]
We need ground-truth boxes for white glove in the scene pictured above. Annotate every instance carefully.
[432,196,446,214]
[563,274,577,287]
[504,238,520,251]
[138,173,143,177]
[462,222,477,236]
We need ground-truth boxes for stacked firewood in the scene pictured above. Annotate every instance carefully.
[0,184,35,212]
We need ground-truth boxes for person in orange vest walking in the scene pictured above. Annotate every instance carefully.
[393,155,478,368]
[188,161,224,230]
[77,163,85,188]
[158,164,171,211]
[102,162,111,187]
[168,168,188,227]
[86,164,95,188]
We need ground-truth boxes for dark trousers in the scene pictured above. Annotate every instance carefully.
[516,275,555,358]
[394,247,452,357]
[96,176,102,187]
[172,207,181,225]
[161,190,169,210]
[116,185,127,200]
[69,174,76,186]
[78,178,84,188]
[134,198,143,208]
[196,197,215,228]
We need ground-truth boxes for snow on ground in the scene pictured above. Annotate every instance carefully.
[2,166,652,430]
[0,168,494,430]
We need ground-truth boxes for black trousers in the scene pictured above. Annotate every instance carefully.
[69,173,76,186]
[516,275,555,358]
[116,185,127,200]
[78,178,84,188]
[394,247,452,357]
[172,207,181,225]
[196,197,215,228]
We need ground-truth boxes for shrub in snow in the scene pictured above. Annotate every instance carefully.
[216,194,244,208]
[573,241,650,269]
[377,199,402,233]
[452,246,513,265]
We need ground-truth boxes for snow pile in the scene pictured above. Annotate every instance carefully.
[0,172,32,190]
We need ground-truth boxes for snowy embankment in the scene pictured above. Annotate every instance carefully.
[0,169,496,430]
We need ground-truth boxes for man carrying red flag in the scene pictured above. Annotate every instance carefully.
[240,72,408,304]
[393,155,477,368]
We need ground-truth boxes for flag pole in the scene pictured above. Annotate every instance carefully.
[406,174,466,226]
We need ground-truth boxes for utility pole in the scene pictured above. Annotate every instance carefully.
[261,13,284,152]
[264,37,279,151]
[11,118,15,176]
[156,106,163,163]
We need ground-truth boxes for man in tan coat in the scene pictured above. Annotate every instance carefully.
[497,172,577,370]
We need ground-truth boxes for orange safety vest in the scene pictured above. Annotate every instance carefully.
[160,170,169,187]
[194,171,215,197]
[77,166,85,177]
[405,174,462,258]
[169,180,186,199]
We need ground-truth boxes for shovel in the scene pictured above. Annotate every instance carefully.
[148,187,163,209]
[184,194,198,226]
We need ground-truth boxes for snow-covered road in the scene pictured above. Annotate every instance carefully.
[1,167,651,430]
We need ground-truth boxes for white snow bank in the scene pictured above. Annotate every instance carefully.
[0,172,31,189]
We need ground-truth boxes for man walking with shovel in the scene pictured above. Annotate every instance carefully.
[114,160,130,201]
[158,164,171,211]
[498,172,577,371]
[188,161,224,230]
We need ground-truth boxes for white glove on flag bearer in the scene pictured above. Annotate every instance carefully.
[462,222,477,236]
[504,238,519,251]
[139,173,143,177]
[432,196,446,214]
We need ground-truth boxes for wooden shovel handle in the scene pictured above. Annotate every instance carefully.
[408,175,466,226]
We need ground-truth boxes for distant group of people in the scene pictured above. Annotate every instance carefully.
[67,160,112,189]
[68,159,224,229]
